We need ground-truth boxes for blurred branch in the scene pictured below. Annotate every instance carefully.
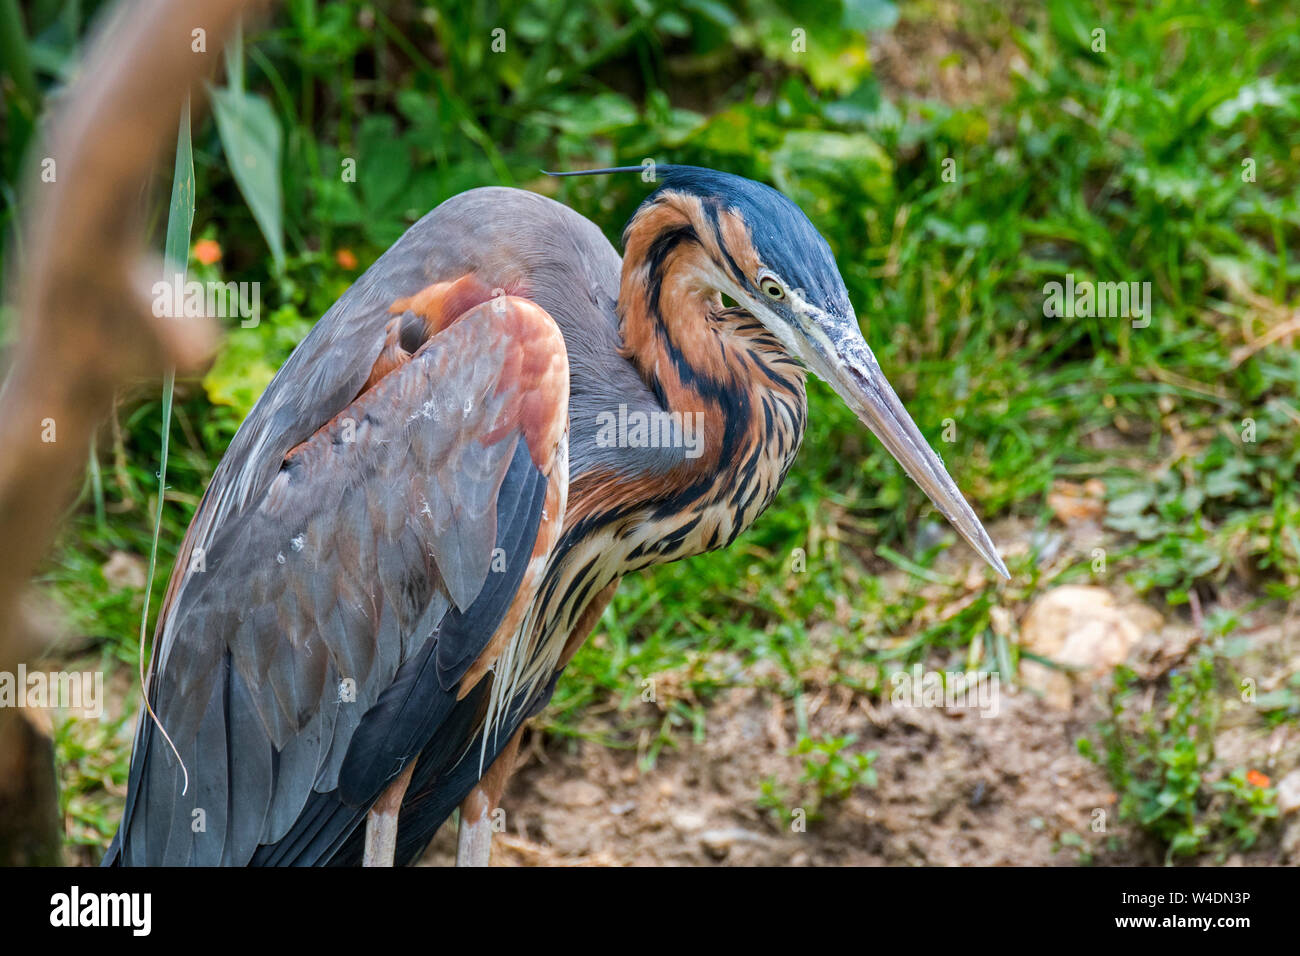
[0,0,266,864]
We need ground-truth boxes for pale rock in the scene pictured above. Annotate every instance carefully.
[1018,586,1162,709]
[671,810,707,832]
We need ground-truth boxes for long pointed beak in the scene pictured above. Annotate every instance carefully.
[801,320,1009,580]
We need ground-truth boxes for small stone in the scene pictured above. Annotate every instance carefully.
[699,830,734,860]
[671,811,707,832]
[1018,586,1162,709]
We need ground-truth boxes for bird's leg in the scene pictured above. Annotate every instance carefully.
[455,727,525,867]
[363,758,417,867]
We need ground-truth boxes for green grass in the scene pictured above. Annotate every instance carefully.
[759,733,878,827]
[3,0,1297,859]
[1080,644,1280,862]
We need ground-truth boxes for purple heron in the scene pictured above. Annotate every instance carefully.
[106,166,1006,867]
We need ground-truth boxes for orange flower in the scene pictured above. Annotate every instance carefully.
[192,238,222,266]
[335,248,358,270]
[1246,770,1270,788]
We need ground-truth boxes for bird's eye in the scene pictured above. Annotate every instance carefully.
[758,274,785,300]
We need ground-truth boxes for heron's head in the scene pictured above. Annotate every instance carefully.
[651,166,1007,576]
[549,164,1007,577]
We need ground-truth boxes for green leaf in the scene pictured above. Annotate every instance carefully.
[201,329,281,420]
[769,129,894,209]
[210,85,286,271]
[163,101,195,272]
[548,92,641,137]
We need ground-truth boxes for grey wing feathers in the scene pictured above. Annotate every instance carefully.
[114,307,562,865]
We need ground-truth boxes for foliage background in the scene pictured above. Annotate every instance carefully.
[2,0,1298,861]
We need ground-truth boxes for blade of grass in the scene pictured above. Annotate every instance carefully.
[875,543,960,587]
[137,96,195,793]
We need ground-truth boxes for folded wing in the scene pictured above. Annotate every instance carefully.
[110,293,568,866]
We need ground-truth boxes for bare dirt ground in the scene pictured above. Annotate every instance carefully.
[422,684,1138,867]
[421,665,1294,868]
[419,671,1296,867]
[417,521,1300,867]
